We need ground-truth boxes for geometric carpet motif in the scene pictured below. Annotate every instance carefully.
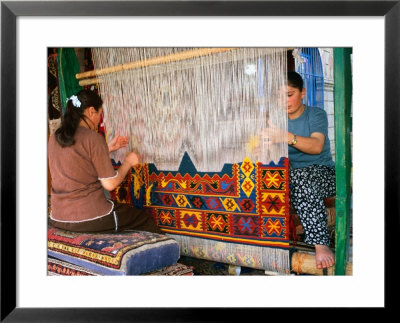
[111,152,290,249]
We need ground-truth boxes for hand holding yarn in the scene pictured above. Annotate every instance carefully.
[259,120,288,145]
[125,151,140,167]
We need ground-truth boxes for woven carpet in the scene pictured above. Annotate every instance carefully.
[111,153,290,248]
[144,153,290,249]
[48,227,180,275]
[48,256,194,276]
[47,255,263,276]
[110,152,291,273]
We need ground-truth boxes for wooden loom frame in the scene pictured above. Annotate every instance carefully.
[80,46,350,276]
[76,47,237,86]
[82,46,297,273]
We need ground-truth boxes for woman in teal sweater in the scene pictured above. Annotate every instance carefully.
[263,71,336,270]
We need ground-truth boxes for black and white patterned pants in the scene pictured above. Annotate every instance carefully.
[289,164,336,246]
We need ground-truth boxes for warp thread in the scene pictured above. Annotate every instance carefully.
[91,47,288,172]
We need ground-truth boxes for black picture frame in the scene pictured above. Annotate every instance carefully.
[1,0,398,321]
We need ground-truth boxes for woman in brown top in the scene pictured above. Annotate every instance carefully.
[48,90,161,234]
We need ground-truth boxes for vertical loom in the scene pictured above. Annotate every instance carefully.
[77,48,291,274]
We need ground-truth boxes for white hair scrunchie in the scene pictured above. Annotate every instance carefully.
[67,95,81,108]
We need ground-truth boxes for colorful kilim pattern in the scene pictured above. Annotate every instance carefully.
[47,226,180,275]
[175,235,290,274]
[112,153,290,249]
[109,162,144,208]
[144,263,194,276]
[48,256,98,276]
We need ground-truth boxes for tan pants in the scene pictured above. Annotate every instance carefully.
[49,203,162,234]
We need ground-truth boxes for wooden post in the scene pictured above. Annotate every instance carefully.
[333,48,353,275]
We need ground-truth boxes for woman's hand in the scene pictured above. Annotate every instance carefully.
[125,151,140,167]
[100,151,140,191]
[108,133,129,152]
[259,121,288,146]
[260,121,325,155]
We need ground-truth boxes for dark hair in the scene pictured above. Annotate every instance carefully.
[287,71,304,91]
[55,89,103,147]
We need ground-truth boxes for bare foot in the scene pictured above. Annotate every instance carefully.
[315,244,335,269]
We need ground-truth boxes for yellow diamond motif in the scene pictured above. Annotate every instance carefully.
[194,247,206,258]
[240,157,254,177]
[173,194,189,207]
[221,198,239,212]
[241,178,255,198]
[227,254,237,264]
[238,254,255,266]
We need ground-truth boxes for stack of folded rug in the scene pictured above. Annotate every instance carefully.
[47,226,193,276]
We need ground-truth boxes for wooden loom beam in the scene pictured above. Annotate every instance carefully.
[291,251,352,276]
[76,47,237,86]
[226,251,353,276]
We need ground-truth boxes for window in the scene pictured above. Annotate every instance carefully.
[296,48,325,109]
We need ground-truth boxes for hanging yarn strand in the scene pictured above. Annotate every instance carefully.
[90,47,288,171]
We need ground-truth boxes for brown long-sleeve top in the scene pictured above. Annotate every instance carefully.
[48,126,117,222]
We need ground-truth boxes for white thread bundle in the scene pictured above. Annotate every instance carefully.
[92,48,288,171]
